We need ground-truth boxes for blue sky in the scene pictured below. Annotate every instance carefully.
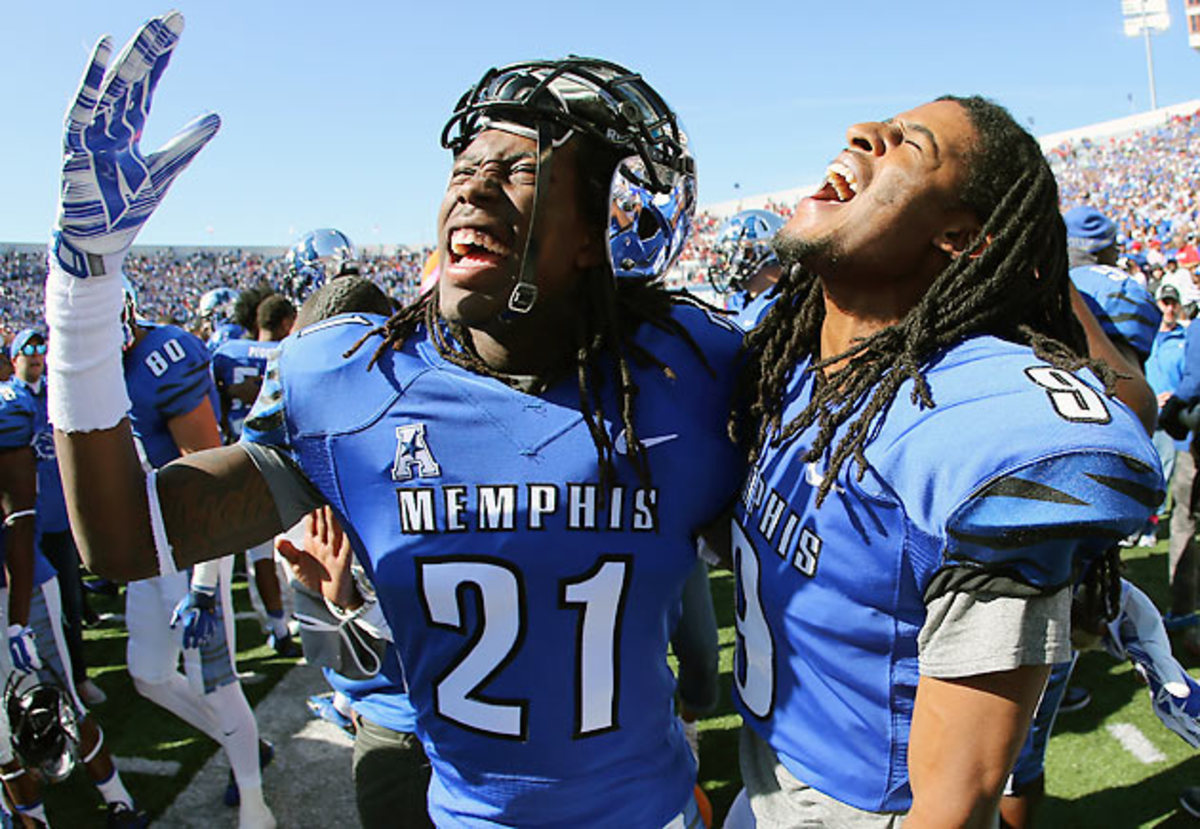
[2,0,1199,247]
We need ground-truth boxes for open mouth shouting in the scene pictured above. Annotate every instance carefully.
[444,225,516,285]
[811,159,862,204]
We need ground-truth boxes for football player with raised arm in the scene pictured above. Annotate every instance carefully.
[721,98,1162,827]
[0,377,147,827]
[46,13,741,828]
[117,291,275,829]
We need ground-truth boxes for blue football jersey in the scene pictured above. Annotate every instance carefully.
[733,287,779,331]
[0,383,57,587]
[211,338,281,441]
[243,307,743,827]
[1070,264,1161,361]
[732,335,1162,813]
[0,382,35,453]
[7,379,68,534]
[124,324,219,469]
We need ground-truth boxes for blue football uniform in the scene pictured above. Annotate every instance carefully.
[6,379,69,535]
[0,381,75,703]
[243,307,743,827]
[124,324,218,468]
[1070,264,1161,360]
[732,335,1162,813]
[0,383,58,587]
[207,322,246,352]
[733,286,779,332]
[211,338,282,442]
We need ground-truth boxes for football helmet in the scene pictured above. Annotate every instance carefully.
[710,209,785,293]
[4,671,80,783]
[442,57,696,308]
[284,228,359,302]
[198,287,238,323]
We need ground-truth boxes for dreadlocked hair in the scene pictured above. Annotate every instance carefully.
[732,94,1127,617]
[348,133,714,494]
[733,94,1125,616]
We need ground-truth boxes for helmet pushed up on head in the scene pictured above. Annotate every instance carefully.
[284,229,359,302]
[5,672,80,784]
[442,57,696,310]
[710,209,785,293]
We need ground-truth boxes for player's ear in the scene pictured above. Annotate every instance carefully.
[934,209,985,259]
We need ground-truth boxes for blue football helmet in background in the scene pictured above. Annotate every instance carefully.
[284,228,360,302]
[198,287,238,323]
[710,209,785,293]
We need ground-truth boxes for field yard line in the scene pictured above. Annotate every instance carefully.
[113,757,182,777]
[1105,722,1166,764]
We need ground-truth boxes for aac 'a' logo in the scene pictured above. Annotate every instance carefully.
[392,423,441,481]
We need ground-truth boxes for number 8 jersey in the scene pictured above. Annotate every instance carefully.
[732,335,1163,813]
[242,307,744,827]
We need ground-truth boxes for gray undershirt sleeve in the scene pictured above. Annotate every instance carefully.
[237,441,326,528]
[918,588,1072,678]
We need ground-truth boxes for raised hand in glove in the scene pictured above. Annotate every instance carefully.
[54,10,220,275]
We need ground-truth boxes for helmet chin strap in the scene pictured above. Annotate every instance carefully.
[504,120,556,318]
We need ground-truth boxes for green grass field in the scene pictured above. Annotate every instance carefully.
[36,541,1200,826]
[39,577,298,827]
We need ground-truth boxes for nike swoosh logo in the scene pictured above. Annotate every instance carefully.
[614,429,679,455]
[805,463,844,494]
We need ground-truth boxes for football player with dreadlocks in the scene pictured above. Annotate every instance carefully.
[722,98,1162,827]
[46,13,741,827]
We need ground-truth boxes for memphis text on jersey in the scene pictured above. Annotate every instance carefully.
[393,423,660,534]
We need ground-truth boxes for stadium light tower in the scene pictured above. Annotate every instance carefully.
[1122,0,1170,110]
[1188,0,1200,49]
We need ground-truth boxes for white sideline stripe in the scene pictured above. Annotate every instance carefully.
[235,611,259,621]
[1105,723,1166,763]
[113,756,182,777]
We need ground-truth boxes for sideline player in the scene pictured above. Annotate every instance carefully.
[0,372,146,827]
[118,289,274,829]
[6,329,104,706]
[708,209,784,328]
[46,14,740,828]
[722,97,1161,826]
[211,292,298,656]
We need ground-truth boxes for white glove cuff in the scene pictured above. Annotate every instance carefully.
[44,247,131,432]
[190,559,223,593]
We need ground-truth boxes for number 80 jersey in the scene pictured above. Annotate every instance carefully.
[243,308,744,827]
[732,335,1163,813]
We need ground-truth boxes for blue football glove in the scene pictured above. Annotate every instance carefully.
[170,587,218,650]
[54,11,220,273]
[7,624,42,674]
[1105,579,1200,747]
